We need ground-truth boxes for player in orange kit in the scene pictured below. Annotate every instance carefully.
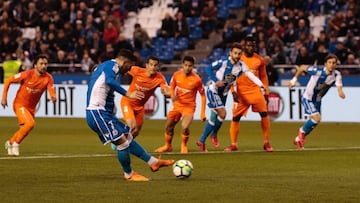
[120,56,169,138]
[2,54,57,156]
[225,36,273,152]
[155,56,206,154]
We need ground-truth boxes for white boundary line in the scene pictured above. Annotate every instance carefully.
[1,146,360,160]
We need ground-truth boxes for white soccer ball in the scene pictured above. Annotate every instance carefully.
[172,159,193,179]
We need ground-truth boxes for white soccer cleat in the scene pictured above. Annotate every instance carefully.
[12,142,20,156]
[5,140,14,156]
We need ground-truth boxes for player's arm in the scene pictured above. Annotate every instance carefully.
[169,75,177,102]
[159,74,170,97]
[230,84,239,103]
[335,73,345,99]
[47,75,57,103]
[288,65,307,88]
[105,67,144,100]
[198,83,206,121]
[259,59,270,99]
[1,72,25,108]
[205,61,224,87]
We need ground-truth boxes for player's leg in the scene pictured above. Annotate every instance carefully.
[209,110,220,148]
[294,99,320,149]
[197,90,223,152]
[126,132,175,172]
[154,110,180,152]
[7,106,35,156]
[225,101,246,151]
[252,93,273,152]
[86,110,147,181]
[180,113,194,154]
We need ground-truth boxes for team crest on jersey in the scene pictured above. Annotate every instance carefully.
[112,65,119,73]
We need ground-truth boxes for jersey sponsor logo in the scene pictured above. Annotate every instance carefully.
[267,91,284,119]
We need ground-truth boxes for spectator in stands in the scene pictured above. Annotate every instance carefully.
[257,9,274,32]
[305,33,317,56]
[271,44,286,65]
[267,20,285,39]
[51,49,70,73]
[244,0,261,22]
[342,53,359,75]
[264,55,279,86]
[2,53,21,83]
[0,34,18,60]
[133,23,152,50]
[88,30,105,61]
[174,11,190,39]
[283,21,298,46]
[80,50,94,74]
[115,34,134,54]
[74,36,89,62]
[335,41,351,64]
[59,0,70,23]
[199,0,218,38]
[54,29,72,52]
[159,12,176,38]
[103,20,119,44]
[98,43,115,62]
[23,2,40,28]
[18,50,32,71]
[266,32,284,56]
[313,43,329,65]
[84,14,97,41]
[327,10,346,36]
[295,46,314,65]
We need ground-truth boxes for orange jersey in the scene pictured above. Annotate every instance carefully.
[236,53,269,95]
[122,66,168,106]
[170,70,205,109]
[2,69,56,113]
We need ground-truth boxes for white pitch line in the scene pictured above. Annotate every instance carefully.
[1,146,360,160]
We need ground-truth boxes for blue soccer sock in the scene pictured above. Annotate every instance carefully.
[302,119,318,136]
[129,139,151,162]
[117,147,132,174]
[199,121,214,143]
[212,116,224,137]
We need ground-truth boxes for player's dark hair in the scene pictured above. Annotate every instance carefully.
[324,54,338,63]
[183,55,195,64]
[146,55,160,63]
[33,54,48,66]
[245,35,256,42]
[117,49,136,61]
[231,42,242,51]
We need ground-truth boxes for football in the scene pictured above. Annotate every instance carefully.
[172,159,193,179]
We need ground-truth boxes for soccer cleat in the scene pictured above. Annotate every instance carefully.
[211,135,220,148]
[196,140,207,152]
[180,145,188,154]
[11,142,20,156]
[224,145,238,152]
[150,155,175,172]
[263,142,273,152]
[125,172,150,181]
[294,136,304,150]
[154,145,173,153]
[5,140,13,156]
[298,128,306,145]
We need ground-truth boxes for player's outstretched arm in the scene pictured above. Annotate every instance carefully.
[289,65,307,88]
[337,86,346,99]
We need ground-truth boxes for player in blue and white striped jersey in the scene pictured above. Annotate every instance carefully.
[86,49,174,181]
[289,54,346,150]
[196,42,266,152]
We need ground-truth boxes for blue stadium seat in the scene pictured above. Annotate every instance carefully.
[174,37,189,51]
[189,27,203,40]
[229,0,243,9]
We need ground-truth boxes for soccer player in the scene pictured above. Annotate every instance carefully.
[196,42,265,152]
[225,36,273,152]
[2,54,57,156]
[86,49,174,181]
[154,56,206,154]
[288,54,345,149]
[120,55,169,138]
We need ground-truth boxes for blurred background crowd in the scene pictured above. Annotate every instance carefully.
[0,0,359,83]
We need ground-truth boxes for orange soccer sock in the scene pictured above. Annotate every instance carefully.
[181,134,189,146]
[229,121,240,146]
[261,116,270,143]
[164,133,173,146]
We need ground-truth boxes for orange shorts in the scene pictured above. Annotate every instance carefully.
[13,103,35,125]
[120,99,145,127]
[232,91,267,118]
[167,104,195,122]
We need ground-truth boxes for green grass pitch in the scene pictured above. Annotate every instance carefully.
[1,117,359,202]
